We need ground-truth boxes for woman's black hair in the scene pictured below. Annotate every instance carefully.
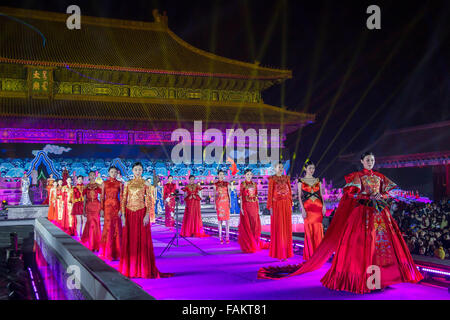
[304,160,315,168]
[168,175,173,179]
[189,175,195,180]
[77,175,83,179]
[108,166,119,172]
[57,179,62,182]
[132,162,143,169]
[244,168,252,174]
[360,151,375,160]
[218,170,224,175]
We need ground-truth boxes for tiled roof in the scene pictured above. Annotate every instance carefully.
[0,7,292,80]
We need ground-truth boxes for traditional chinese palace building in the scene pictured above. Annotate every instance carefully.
[0,7,314,152]
[340,121,450,200]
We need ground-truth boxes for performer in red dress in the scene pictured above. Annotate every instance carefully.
[180,175,208,237]
[298,161,326,260]
[81,172,102,252]
[119,162,173,278]
[72,176,85,237]
[238,169,265,253]
[258,152,423,294]
[47,180,57,222]
[43,174,55,205]
[62,167,69,186]
[214,170,231,244]
[55,180,64,227]
[100,167,123,261]
[61,177,74,235]
[163,175,176,228]
[267,162,294,261]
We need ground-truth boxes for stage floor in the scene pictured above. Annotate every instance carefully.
[75,224,449,300]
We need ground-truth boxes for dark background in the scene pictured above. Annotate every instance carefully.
[1,0,449,186]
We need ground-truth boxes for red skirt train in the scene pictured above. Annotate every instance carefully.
[81,201,101,251]
[180,199,208,237]
[269,199,293,260]
[119,208,172,278]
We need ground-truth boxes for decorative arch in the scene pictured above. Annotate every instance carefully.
[26,151,60,179]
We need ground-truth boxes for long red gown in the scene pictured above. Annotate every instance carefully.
[81,183,102,252]
[267,175,294,260]
[47,186,57,222]
[119,178,172,278]
[238,180,264,253]
[43,178,54,205]
[300,178,324,260]
[100,178,122,260]
[61,185,74,235]
[180,184,208,237]
[163,182,176,228]
[55,186,63,227]
[214,180,230,221]
[258,169,424,294]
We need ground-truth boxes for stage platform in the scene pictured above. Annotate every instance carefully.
[92,223,448,300]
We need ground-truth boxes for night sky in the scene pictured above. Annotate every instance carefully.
[1,0,449,183]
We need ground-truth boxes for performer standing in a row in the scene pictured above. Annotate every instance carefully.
[72,176,85,237]
[155,179,164,217]
[119,162,172,278]
[230,181,240,215]
[298,161,325,260]
[61,177,74,235]
[267,162,293,261]
[214,170,231,244]
[81,172,102,252]
[238,169,264,253]
[180,175,208,237]
[47,180,58,222]
[55,179,64,227]
[163,175,176,229]
[100,167,123,261]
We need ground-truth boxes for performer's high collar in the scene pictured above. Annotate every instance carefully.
[362,168,374,175]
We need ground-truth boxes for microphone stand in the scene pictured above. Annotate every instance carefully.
[160,191,208,256]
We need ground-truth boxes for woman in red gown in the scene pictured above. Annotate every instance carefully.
[214,170,231,244]
[81,172,102,252]
[163,175,176,228]
[267,162,294,260]
[180,175,208,237]
[258,152,423,294]
[55,180,64,227]
[100,167,123,261]
[43,174,55,205]
[72,176,85,237]
[238,169,265,253]
[298,161,326,260]
[119,162,172,278]
[47,180,57,222]
[61,177,74,235]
